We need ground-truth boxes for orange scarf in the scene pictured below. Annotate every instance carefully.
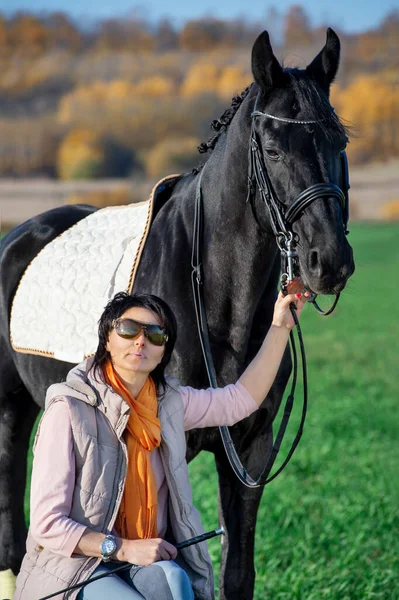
[103,362,161,540]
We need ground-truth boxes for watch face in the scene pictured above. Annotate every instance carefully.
[102,537,116,556]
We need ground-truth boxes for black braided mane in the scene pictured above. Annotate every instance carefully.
[198,85,252,154]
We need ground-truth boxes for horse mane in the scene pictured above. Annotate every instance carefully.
[197,85,253,155]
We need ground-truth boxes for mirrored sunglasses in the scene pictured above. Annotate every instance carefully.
[112,318,168,346]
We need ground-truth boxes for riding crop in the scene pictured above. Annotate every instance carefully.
[37,527,225,600]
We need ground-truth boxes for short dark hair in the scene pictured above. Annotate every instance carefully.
[92,291,177,392]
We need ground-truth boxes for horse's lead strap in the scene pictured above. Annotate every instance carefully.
[192,165,308,488]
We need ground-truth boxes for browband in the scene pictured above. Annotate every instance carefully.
[252,111,322,125]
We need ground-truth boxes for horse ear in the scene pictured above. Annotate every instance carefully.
[251,30,285,91]
[306,28,340,95]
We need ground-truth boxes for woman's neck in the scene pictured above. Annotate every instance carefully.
[116,369,148,398]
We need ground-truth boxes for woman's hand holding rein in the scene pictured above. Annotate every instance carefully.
[272,281,310,330]
[238,285,310,407]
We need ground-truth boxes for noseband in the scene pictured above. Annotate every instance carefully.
[248,102,350,314]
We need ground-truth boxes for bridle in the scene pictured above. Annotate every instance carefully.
[191,94,351,488]
[248,98,350,314]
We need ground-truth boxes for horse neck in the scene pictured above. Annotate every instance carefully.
[198,89,279,341]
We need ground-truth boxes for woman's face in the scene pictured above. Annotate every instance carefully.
[106,306,165,381]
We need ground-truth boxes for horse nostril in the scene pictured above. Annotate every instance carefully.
[309,250,319,273]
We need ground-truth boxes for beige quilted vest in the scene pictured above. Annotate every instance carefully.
[14,359,214,600]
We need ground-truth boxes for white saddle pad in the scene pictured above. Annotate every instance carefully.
[10,194,156,363]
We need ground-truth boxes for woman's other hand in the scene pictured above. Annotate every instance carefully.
[117,537,177,566]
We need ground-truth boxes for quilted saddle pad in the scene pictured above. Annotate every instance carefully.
[10,191,158,363]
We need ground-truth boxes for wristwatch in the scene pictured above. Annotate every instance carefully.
[100,535,117,562]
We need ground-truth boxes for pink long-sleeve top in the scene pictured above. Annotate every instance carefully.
[30,381,257,558]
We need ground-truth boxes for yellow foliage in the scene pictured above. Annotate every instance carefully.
[332,75,399,163]
[58,81,117,124]
[381,199,399,220]
[107,80,136,100]
[217,66,251,99]
[57,128,105,180]
[180,63,219,97]
[145,136,199,178]
[66,185,132,208]
[136,76,175,97]
[333,75,397,123]
[59,78,176,125]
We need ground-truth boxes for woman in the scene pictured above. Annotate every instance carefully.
[14,286,308,600]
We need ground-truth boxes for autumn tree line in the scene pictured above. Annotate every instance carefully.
[0,5,398,182]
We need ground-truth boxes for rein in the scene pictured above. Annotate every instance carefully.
[191,99,350,488]
[192,167,307,488]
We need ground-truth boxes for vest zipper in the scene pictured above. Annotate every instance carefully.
[106,422,129,532]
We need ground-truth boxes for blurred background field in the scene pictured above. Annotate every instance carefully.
[0,3,398,229]
[23,222,399,598]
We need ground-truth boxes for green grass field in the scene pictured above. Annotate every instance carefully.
[24,223,398,599]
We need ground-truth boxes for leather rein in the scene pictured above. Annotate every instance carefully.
[191,100,350,488]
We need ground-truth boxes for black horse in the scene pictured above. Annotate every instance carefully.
[0,29,354,599]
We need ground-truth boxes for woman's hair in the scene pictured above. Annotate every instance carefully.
[92,291,177,392]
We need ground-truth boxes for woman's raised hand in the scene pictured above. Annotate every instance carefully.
[117,537,178,566]
[272,280,310,331]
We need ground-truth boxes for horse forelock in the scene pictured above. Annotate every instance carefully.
[282,70,350,141]
[246,59,350,146]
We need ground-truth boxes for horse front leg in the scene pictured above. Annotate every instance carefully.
[215,434,270,600]
[0,377,39,593]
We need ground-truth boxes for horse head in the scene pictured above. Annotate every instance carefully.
[250,28,354,295]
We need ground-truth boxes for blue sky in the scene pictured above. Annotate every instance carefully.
[2,0,398,33]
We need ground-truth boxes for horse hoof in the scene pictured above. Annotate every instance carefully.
[0,569,16,599]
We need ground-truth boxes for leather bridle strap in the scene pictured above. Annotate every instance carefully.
[250,133,288,238]
[285,183,346,224]
[192,166,308,488]
[191,166,218,388]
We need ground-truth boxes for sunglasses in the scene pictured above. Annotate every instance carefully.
[112,318,168,346]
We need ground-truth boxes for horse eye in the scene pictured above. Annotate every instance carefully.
[266,149,279,160]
